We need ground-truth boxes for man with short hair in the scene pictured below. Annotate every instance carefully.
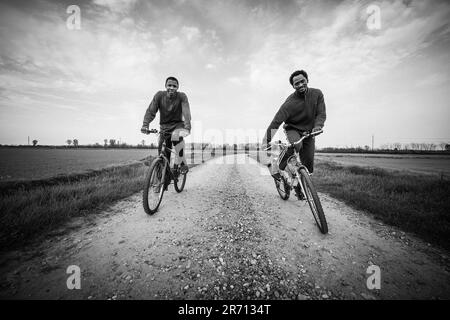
[141,76,191,181]
[262,70,326,196]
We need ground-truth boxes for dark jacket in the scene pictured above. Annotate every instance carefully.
[263,87,326,144]
[143,91,192,132]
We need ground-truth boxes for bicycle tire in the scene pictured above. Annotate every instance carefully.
[298,168,328,234]
[174,169,187,193]
[275,176,290,200]
[143,158,166,215]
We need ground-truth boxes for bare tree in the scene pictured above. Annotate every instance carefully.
[141,139,145,146]
[66,139,72,146]
[104,139,108,147]
[109,139,116,147]
[73,139,79,147]
[32,139,38,146]
[439,142,447,151]
[393,142,402,151]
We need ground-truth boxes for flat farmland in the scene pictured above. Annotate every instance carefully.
[0,147,227,182]
[315,153,450,176]
[0,148,159,182]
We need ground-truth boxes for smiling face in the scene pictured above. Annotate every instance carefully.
[165,79,179,97]
[292,74,308,93]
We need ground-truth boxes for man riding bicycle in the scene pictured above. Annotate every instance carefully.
[262,69,326,198]
[141,76,191,189]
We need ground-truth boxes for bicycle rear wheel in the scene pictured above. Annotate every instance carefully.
[174,168,187,193]
[143,159,166,215]
[298,168,328,234]
[275,176,290,200]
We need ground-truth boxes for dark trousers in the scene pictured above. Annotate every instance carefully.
[285,129,315,173]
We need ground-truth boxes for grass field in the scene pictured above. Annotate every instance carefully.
[252,153,450,250]
[316,153,450,177]
[0,148,156,182]
[0,147,218,182]
[313,160,450,250]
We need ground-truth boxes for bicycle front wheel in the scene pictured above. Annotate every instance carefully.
[298,168,328,234]
[143,159,166,215]
[174,169,187,193]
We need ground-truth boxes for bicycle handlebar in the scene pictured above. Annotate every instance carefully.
[142,129,158,135]
[263,129,323,151]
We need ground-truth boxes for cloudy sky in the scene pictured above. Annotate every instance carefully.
[0,0,449,148]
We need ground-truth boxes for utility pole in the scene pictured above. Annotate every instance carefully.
[372,134,374,151]
[28,136,30,146]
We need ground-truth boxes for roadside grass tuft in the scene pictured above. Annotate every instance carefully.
[313,160,450,250]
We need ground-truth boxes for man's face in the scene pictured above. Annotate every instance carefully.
[165,80,179,97]
[292,74,308,93]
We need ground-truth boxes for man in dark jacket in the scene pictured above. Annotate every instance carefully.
[262,69,326,174]
[141,76,191,176]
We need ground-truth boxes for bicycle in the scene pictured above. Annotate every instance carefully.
[141,129,187,215]
[265,130,328,234]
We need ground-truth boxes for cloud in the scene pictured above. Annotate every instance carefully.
[0,0,449,145]
[247,0,450,92]
[181,26,200,41]
[227,77,244,86]
[92,0,139,13]
[416,73,449,87]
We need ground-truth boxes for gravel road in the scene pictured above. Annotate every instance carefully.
[1,154,449,300]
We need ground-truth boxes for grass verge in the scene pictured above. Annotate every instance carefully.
[0,162,150,250]
[314,160,450,250]
[251,153,450,250]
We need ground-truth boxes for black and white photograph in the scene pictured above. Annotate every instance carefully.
[0,0,449,308]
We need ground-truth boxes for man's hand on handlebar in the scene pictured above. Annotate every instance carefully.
[141,126,157,134]
[141,126,149,134]
[312,127,323,133]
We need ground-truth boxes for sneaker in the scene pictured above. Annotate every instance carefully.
[180,164,189,174]
[294,185,305,200]
[272,173,281,181]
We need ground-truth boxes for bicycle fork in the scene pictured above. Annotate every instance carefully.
[293,166,309,200]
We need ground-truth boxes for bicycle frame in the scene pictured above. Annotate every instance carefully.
[267,129,323,196]
[155,133,180,184]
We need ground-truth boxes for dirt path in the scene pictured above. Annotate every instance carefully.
[0,154,449,300]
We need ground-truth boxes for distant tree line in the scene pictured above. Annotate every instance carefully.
[318,142,450,154]
[3,140,449,153]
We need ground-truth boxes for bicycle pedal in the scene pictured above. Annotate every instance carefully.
[295,193,305,201]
